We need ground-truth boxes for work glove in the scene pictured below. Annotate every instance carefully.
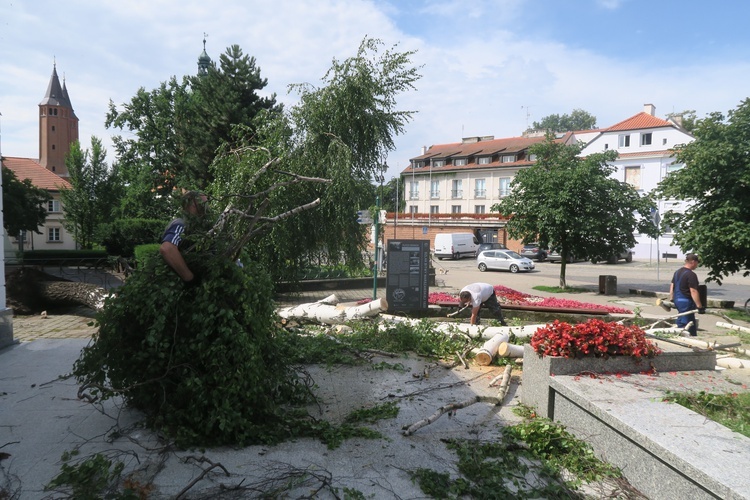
[697,307,706,314]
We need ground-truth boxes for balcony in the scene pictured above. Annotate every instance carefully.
[409,191,419,200]
[451,190,463,199]
[498,189,510,198]
[430,191,440,199]
[474,189,486,199]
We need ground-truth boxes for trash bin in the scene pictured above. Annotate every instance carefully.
[598,275,617,295]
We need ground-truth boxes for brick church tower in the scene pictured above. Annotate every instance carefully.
[38,63,78,177]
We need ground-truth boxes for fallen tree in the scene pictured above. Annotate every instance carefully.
[6,267,109,314]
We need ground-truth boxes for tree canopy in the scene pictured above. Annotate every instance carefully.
[531,109,597,133]
[492,135,656,287]
[105,44,278,218]
[657,99,750,283]
[1,165,51,238]
[61,138,123,249]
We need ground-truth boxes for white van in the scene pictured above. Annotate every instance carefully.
[434,233,479,260]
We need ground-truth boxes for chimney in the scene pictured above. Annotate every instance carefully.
[421,145,427,155]
[643,103,656,116]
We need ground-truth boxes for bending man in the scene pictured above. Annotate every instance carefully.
[458,282,507,326]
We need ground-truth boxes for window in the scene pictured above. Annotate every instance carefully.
[604,144,608,150]
[528,154,537,161]
[663,138,668,145]
[666,162,683,175]
[625,166,641,189]
[641,133,652,146]
[474,179,486,198]
[409,205,418,214]
[502,155,515,163]
[478,156,491,165]
[52,144,56,150]
[451,205,461,214]
[451,179,463,198]
[47,200,61,212]
[51,125,56,132]
[48,227,61,242]
[618,134,630,147]
[475,205,485,214]
[430,180,440,199]
[409,182,419,199]
[432,159,445,167]
[430,205,439,214]
[454,158,467,166]
[498,177,511,197]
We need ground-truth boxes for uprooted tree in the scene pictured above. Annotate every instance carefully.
[72,37,421,447]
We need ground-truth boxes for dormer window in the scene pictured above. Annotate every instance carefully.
[454,158,467,166]
[528,154,537,161]
[477,157,491,165]
[502,155,515,163]
[432,159,445,167]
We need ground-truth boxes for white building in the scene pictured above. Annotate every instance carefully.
[576,103,694,260]
[399,104,694,260]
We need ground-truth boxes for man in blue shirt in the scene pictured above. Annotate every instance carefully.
[160,191,207,285]
[669,253,704,336]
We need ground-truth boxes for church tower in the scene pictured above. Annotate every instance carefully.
[39,63,78,177]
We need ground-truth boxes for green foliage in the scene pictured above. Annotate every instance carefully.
[344,402,400,424]
[663,390,750,438]
[657,98,750,284]
[531,108,597,133]
[133,244,160,267]
[665,109,698,132]
[345,320,476,359]
[97,218,167,257]
[20,249,107,263]
[73,254,304,447]
[62,138,123,249]
[45,451,134,500]
[1,165,51,236]
[532,285,589,294]
[492,134,656,287]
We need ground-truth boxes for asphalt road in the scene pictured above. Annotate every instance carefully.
[431,256,750,307]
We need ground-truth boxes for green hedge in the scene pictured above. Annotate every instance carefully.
[97,218,167,257]
[20,250,108,264]
[134,244,161,267]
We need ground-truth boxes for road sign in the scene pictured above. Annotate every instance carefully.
[357,210,372,224]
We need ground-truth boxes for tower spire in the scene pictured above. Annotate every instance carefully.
[197,32,211,76]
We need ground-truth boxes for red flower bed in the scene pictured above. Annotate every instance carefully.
[428,285,632,314]
[530,319,661,359]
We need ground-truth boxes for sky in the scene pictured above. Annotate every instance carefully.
[2,0,750,181]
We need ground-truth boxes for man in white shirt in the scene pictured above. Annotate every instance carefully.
[458,282,507,326]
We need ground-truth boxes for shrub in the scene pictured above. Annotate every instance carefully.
[73,252,305,446]
[96,219,167,257]
[133,244,160,267]
[530,319,661,359]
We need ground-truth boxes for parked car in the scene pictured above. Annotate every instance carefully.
[434,233,479,260]
[594,248,634,264]
[520,243,547,261]
[547,250,583,263]
[475,242,507,257]
[477,250,535,273]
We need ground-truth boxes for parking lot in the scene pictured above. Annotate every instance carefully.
[431,255,750,306]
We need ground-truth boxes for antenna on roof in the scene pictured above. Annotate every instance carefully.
[521,105,533,129]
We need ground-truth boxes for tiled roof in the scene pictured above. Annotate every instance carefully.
[617,150,676,159]
[606,112,671,132]
[2,156,71,191]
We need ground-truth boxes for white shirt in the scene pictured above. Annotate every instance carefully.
[460,283,495,307]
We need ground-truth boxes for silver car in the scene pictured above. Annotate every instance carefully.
[477,250,535,273]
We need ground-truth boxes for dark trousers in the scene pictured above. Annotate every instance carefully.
[476,292,507,325]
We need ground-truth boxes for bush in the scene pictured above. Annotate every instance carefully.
[133,244,160,267]
[96,219,167,257]
[73,252,305,446]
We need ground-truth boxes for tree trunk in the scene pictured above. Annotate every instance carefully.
[6,267,109,314]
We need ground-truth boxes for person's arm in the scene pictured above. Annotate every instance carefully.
[159,241,194,282]
[470,306,480,325]
[689,286,702,309]
[669,282,674,301]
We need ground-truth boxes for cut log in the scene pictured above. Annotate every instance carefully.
[716,322,750,335]
[497,342,525,358]
[277,297,388,325]
[716,357,750,369]
[475,333,509,366]
[496,365,513,402]
[6,267,110,313]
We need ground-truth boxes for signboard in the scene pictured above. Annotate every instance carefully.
[357,210,372,224]
[385,240,430,312]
